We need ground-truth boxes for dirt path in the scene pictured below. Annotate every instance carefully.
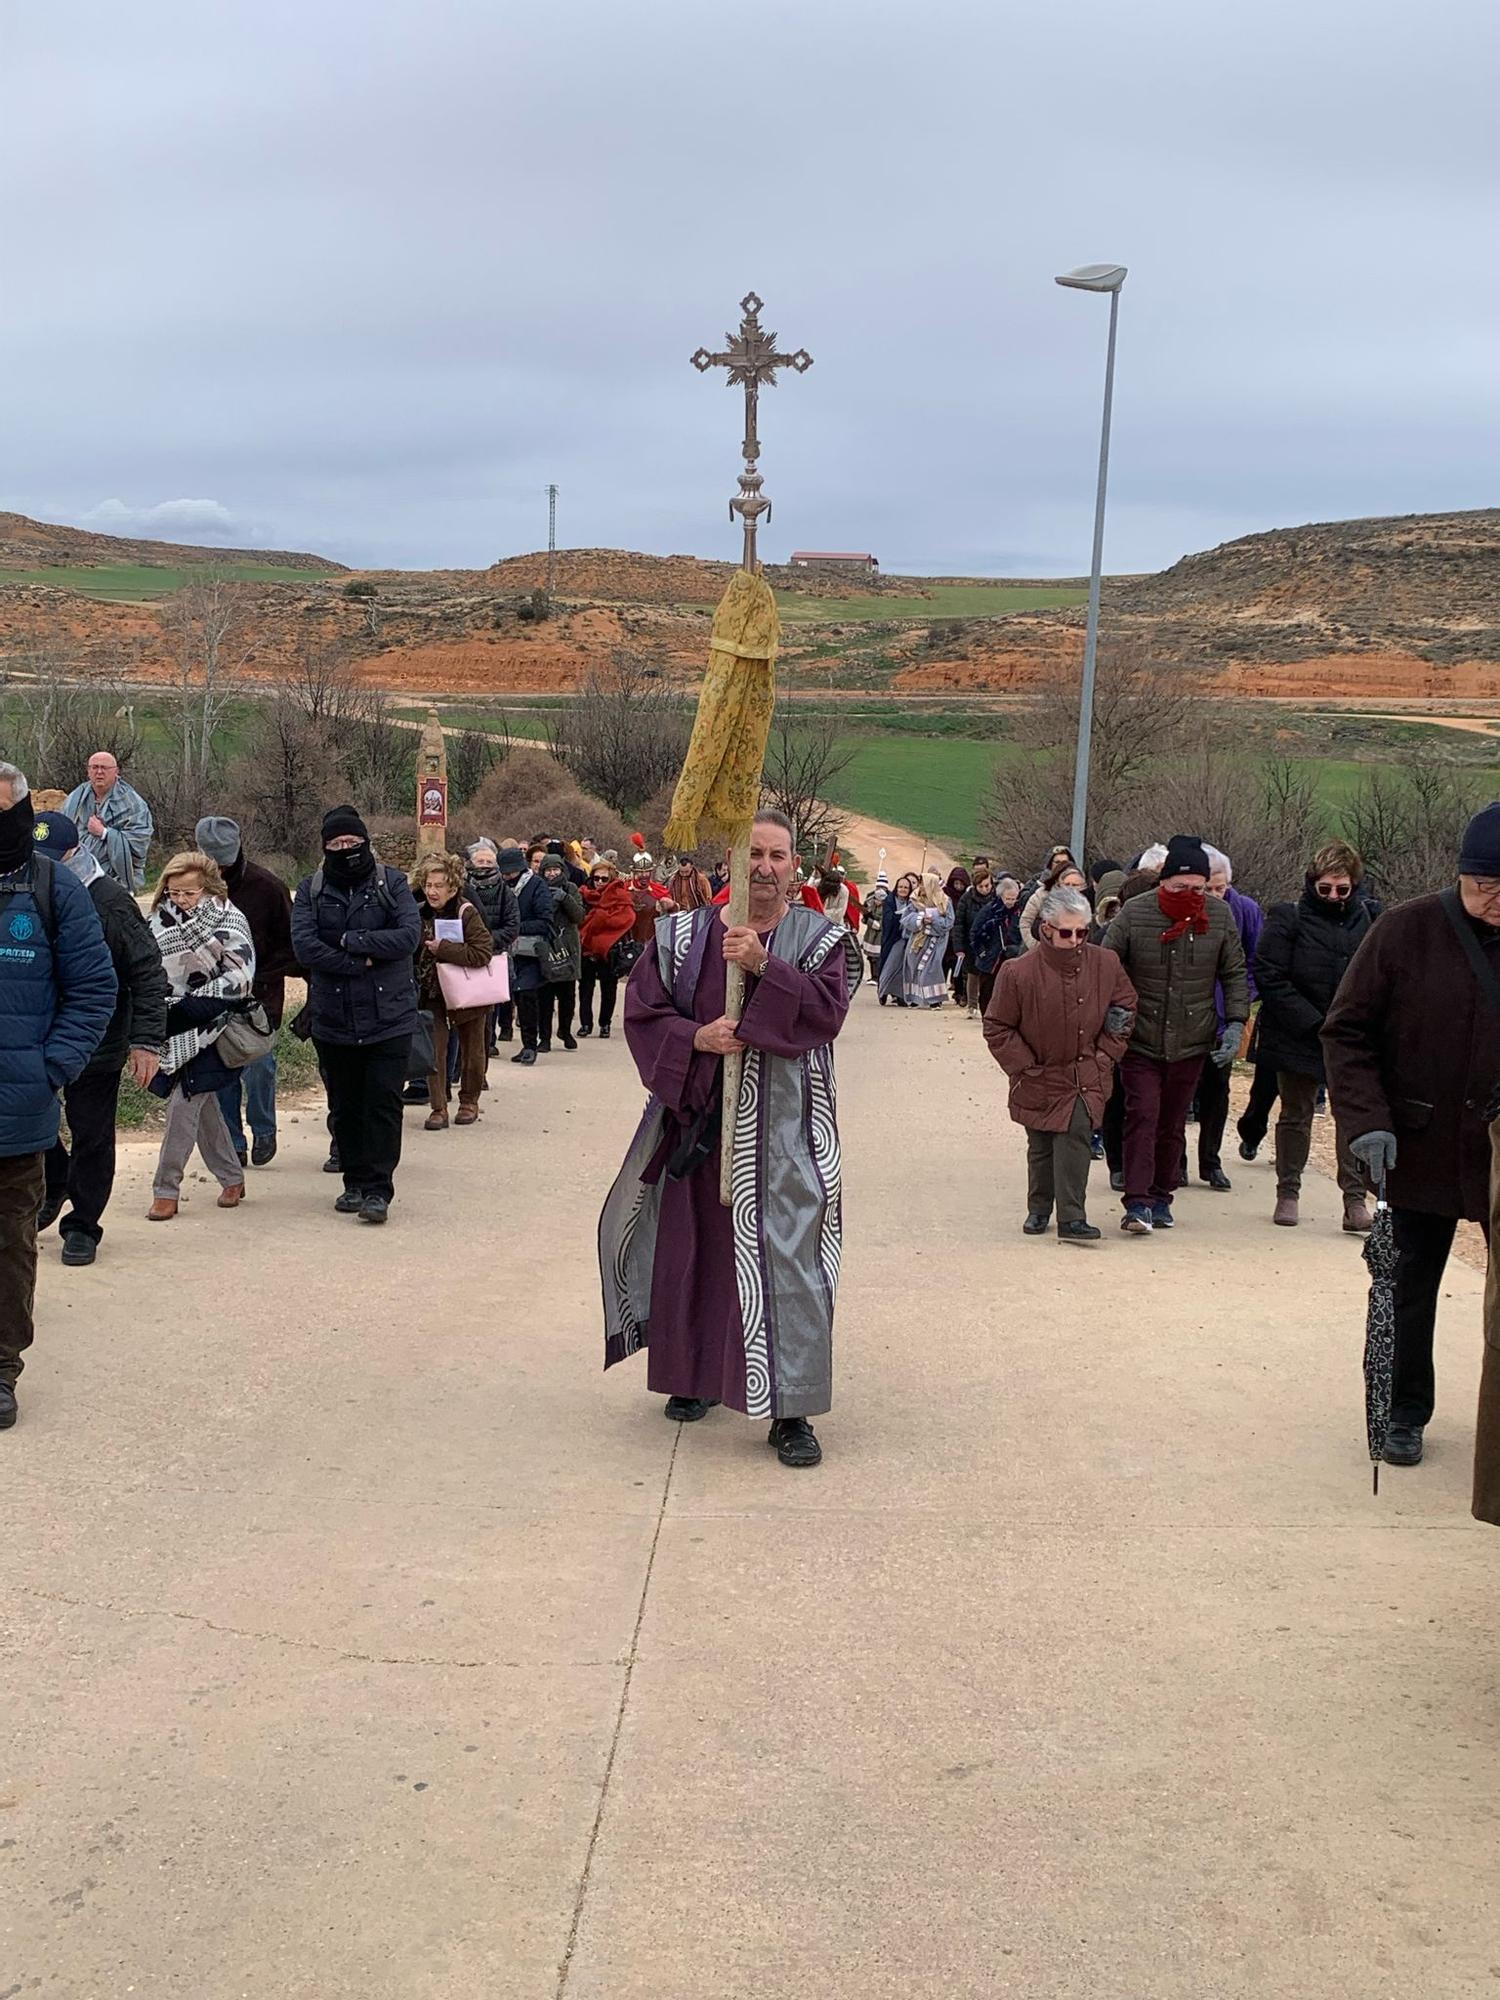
[12,992,1496,1997]
[832,808,956,882]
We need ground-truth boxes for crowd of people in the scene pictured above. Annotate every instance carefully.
[7,743,1500,1495]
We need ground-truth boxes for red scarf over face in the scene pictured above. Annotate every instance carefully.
[1157,882,1208,942]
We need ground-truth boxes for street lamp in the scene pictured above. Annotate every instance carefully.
[1054,262,1127,864]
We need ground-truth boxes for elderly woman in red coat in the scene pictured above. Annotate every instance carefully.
[983,885,1137,1245]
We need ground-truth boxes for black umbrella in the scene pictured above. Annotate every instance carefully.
[1362,1178,1397,1495]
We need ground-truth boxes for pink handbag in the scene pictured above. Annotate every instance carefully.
[436,952,510,1011]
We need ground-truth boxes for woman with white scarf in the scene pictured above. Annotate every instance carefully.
[145,851,256,1222]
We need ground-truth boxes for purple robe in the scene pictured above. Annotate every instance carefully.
[599,904,849,1418]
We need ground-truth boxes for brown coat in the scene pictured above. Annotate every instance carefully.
[1473,1124,1500,1525]
[1321,891,1500,1222]
[416,896,494,1025]
[983,940,1138,1131]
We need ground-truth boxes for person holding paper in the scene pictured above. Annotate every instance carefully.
[409,852,495,1129]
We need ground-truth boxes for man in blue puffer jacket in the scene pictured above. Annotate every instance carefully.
[0,763,116,1428]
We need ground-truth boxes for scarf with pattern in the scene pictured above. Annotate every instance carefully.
[150,895,255,1076]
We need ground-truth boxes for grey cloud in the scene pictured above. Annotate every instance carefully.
[5,0,1498,578]
[79,498,262,546]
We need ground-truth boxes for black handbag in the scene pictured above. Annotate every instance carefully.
[609,936,644,977]
[406,1008,437,1083]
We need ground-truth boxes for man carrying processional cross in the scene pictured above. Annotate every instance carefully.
[597,292,850,1469]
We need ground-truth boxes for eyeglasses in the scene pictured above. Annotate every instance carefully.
[1048,925,1090,940]
[1315,881,1354,900]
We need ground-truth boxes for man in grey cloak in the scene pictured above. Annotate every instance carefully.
[62,750,153,892]
[598,810,849,1468]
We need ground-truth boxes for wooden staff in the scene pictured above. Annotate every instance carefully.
[719,838,752,1204]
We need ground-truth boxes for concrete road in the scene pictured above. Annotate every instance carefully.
[7,997,1497,1998]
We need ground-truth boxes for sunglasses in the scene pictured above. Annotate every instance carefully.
[1315,882,1353,900]
[1048,925,1090,940]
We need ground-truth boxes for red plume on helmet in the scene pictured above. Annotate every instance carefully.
[631,831,645,849]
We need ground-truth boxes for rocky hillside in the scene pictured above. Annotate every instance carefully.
[0,511,344,572]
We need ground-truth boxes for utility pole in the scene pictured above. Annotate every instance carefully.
[546,483,558,602]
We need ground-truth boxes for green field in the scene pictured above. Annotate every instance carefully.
[771,583,1087,624]
[0,562,330,601]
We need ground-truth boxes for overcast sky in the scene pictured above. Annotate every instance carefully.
[5,0,1498,578]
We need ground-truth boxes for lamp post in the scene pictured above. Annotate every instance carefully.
[1054,262,1127,865]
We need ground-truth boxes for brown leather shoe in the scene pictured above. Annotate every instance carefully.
[146,1197,178,1222]
[424,1110,449,1130]
[1343,1195,1373,1234]
[217,1183,246,1209]
[1273,1195,1299,1227]
[454,1105,479,1126]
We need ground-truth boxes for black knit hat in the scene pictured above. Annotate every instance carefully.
[321,804,369,847]
[496,845,527,876]
[1459,802,1500,877]
[1160,835,1212,882]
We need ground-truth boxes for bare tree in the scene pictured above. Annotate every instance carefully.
[982,639,1198,871]
[166,579,255,783]
[1341,753,1492,904]
[547,649,690,814]
[0,642,143,788]
[760,707,854,857]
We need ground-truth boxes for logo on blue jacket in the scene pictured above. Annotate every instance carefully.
[8,912,35,942]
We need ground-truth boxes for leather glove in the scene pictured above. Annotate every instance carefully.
[1350,1129,1397,1178]
[1104,1005,1133,1038]
[1210,1024,1243,1070]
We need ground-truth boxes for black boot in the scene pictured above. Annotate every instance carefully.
[1058,1220,1102,1243]
[1384,1423,1424,1467]
[1022,1211,1051,1236]
[664,1396,718,1422]
[768,1416,822,1468]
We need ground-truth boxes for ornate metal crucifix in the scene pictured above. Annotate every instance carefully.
[691,291,813,571]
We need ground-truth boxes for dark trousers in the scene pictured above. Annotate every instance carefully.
[1390,1208,1459,1428]
[1194,1051,1230,1176]
[1121,1051,1203,1208]
[580,957,618,1031]
[538,981,575,1047]
[515,989,541,1051]
[964,969,997,1012]
[1101,1068,1126,1174]
[315,1035,411,1203]
[495,1000,515,1042]
[0,1152,44,1384]
[1274,1070,1362,1198]
[1236,1058,1281,1153]
[1025,1098,1093,1226]
[44,1065,122,1243]
[429,1014,487,1111]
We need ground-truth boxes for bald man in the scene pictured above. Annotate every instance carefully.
[62,751,154,891]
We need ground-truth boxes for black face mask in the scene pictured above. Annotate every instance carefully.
[0,795,36,873]
[323,840,375,889]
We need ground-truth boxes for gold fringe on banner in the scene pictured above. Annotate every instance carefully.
[663,568,779,853]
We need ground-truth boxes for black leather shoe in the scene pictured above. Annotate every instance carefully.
[334,1190,365,1213]
[537,1040,553,1054]
[61,1230,97,1266]
[251,1134,278,1167]
[1384,1423,1425,1467]
[511,1048,538,1066]
[36,1191,65,1233]
[664,1396,719,1422]
[577,1025,593,1037]
[0,1382,16,1430]
[323,1150,342,1174]
[1202,1167,1232,1192]
[560,1034,578,1051]
[768,1416,822,1468]
[359,1196,389,1225]
[1058,1221,1102,1243]
[1238,1139,1258,1162]
[1022,1211,1051,1236]
[599,1025,611,1039]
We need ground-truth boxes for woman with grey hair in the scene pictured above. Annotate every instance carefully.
[982,885,1137,1244]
